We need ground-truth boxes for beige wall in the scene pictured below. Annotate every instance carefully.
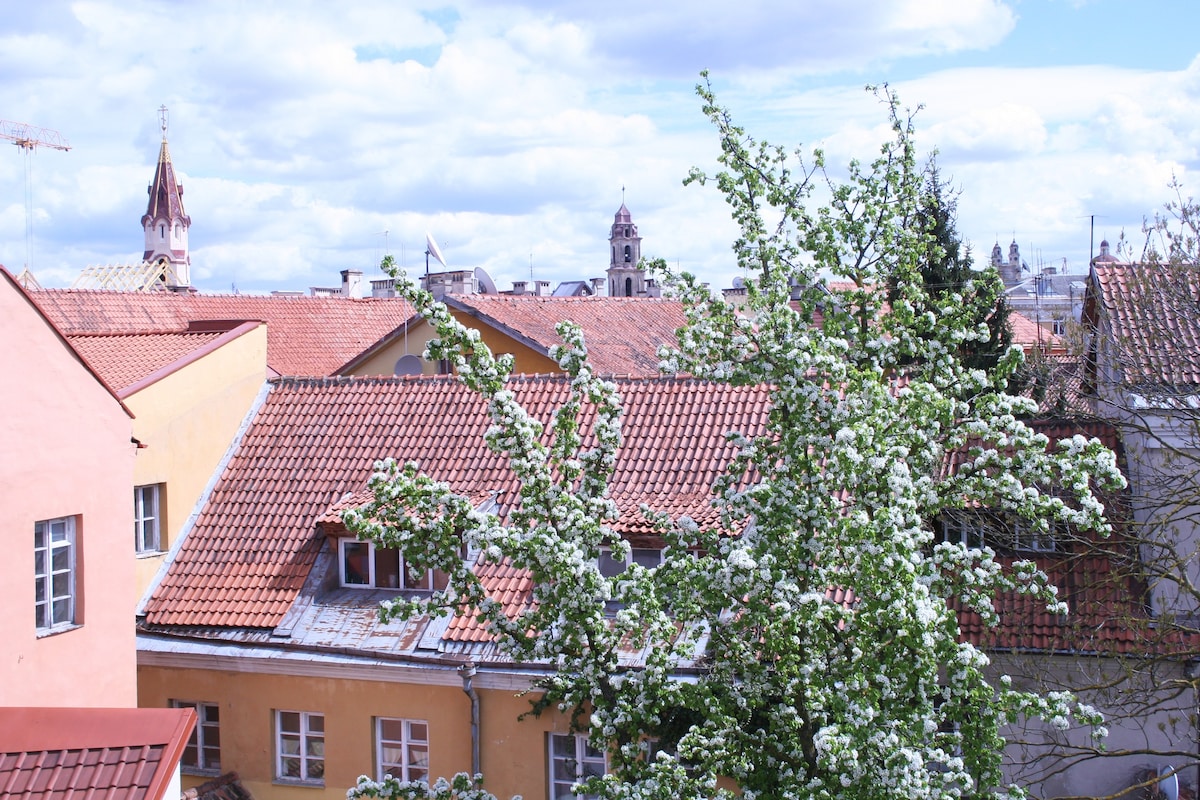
[993,652,1195,799]
[129,323,268,596]
[447,309,559,374]
[347,315,561,377]
[138,661,572,800]
[345,318,443,376]
[0,278,138,707]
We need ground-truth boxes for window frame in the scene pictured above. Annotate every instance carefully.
[275,709,325,785]
[549,732,607,800]
[134,484,162,554]
[338,538,446,591]
[172,700,221,774]
[939,512,986,549]
[34,516,76,633]
[598,546,662,613]
[375,717,430,783]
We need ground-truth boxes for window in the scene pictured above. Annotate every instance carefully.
[598,547,662,613]
[376,718,429,783]
[939,513,985,549]
[276,710,324,784]
[1012,519,1057,553]
[172,701,221,773]
[339,539,447,591]
[549,733,607,800]
[34,517,76,632]
[134,484,162,553]
[1052,318,1067,336]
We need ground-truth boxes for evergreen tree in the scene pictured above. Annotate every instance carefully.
[895,158,1014,374]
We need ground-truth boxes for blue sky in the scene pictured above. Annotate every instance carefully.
[1,0,1198,294]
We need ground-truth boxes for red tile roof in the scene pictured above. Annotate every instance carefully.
[0,706,195,800]
[447,295,687,376]
[1088,263,1200,387]
[68,331,223,393]
[1009,311,1065,353]
[140,374,1149,657]
[141,375,770,629]
[29,290,416,377]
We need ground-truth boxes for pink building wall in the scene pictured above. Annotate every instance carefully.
[0,271,137,706]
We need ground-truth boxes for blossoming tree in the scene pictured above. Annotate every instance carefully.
[345,79,1124,800]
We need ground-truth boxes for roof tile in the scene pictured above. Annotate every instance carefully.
[449,295,686,376]
[30,289,415,377]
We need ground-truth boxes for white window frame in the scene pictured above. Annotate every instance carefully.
[1012,518,1057,553]
[549,733,607,800]
[338,538,443,591]
[376,717,429,783]
[275,710,325,784]
[598,547,662,613]
[34,516,76,632]
[172,700,221,773]
[134,484,162,553]
[939,513,986,549]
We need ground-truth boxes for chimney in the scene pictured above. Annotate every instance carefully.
[512,281,527,295]
[590,277,605,296]
[341,269,364,298]
[535,280,550,296]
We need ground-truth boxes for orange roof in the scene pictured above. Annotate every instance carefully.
[1088,263,1200,387]
[139,373,1150,657]
[29,289,416,377]
[1009,311,1064,353]
[68,330,219,394]
[447,295,686,376]
[141,375,770,629]
[0,706,195,800]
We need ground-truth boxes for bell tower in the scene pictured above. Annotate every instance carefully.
[606,197,644,297]
[142,106,191,290]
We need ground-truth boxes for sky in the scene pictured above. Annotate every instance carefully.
[2,0,1198,295]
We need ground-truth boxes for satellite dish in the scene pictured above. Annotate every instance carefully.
[1159,766,1179,800]
[394,354,422,376]
[732,276,745,289]
[425,232,447,268]
[475,267,498,294]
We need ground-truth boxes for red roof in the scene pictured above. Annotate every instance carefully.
[29,290,416,377]
[140,374,1151,657]
[447,295,687,376]
[68,331,221,394]
[1087,263,1200,387]
[0,706,195,800]
[141,375,770,628]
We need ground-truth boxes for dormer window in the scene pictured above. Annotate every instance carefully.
[338,539,446,591]
[598,546,662,613]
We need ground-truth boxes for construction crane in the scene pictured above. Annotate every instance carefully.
[0,120,71,273]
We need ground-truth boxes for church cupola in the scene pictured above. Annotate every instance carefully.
[607,198,646,297]
[142,106,191,290]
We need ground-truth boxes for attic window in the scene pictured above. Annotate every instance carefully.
[598,546,662,613]
[339,539,447,591]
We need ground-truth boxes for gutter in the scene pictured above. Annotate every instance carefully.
[460,662,481,777]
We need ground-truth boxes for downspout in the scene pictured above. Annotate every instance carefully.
[459,662,481,777]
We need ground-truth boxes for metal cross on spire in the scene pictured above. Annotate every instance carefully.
[159,105,169,140]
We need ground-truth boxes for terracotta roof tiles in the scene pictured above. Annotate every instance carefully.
[30,289,415,377]
[0,707,195,800]
[1089,263,1200,388]
[68,331,224,394]
[142,375,769,629]
[447,295,686,376]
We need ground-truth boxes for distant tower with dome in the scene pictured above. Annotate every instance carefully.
[606,198,658,297]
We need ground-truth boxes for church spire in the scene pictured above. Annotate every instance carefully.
[142,106,191,290]
[607,195,646,297]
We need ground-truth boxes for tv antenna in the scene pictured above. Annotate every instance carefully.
[1,120,71,271]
